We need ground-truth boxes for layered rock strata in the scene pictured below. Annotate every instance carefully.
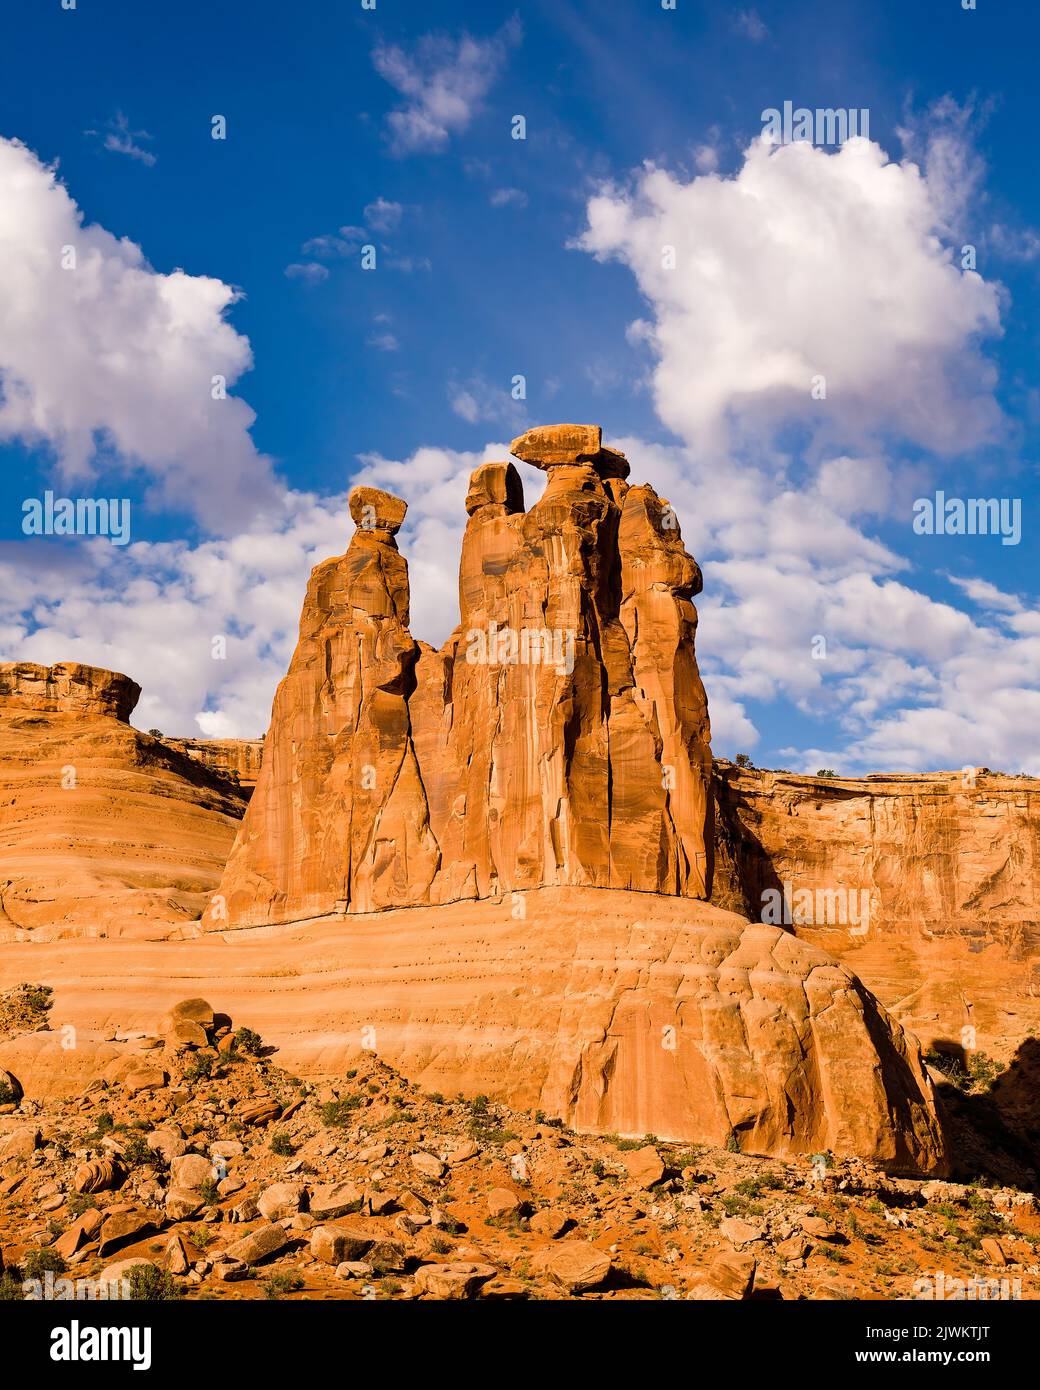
[0,888,948,1172]
[0,662,247,939]
[713,763,1040,1057]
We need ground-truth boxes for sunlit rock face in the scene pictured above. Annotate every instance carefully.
[211,426,714,929]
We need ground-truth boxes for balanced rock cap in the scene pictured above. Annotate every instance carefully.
[465,461,525,516]
[510,424,602,470]
[349,486,407,535]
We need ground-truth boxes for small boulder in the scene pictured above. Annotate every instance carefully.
[169,1153,215,1191]
[224,1223,290,1266]
[621,1145,665,1189]
[530,1240,611,1294]
[413,1261,497,1300]
[256,1182,306,1221]
[410,1151,447,1181]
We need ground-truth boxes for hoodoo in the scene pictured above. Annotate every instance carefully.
[211,424,714,928]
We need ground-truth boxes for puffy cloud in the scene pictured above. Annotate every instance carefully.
[577,135,1004,459]
[373,19,521,155]
[570,128,1039,774]
[0,138,279,526]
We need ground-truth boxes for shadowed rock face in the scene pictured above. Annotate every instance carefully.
[211,430,714,928]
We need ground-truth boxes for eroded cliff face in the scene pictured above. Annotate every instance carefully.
[713,763,1040,1058]
[0,663,246,940]
[164,738,265,792]
[211,425,714,929]
[0,661,140,722]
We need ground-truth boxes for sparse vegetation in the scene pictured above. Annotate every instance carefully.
[317,1094,364,1128]
[127,1265,182,1301]
[263,1271,304,1299]
[270,1130,294,1157]
[233,1026,265,1056]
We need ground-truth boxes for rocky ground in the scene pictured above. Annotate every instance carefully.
[0,987,1036,1302]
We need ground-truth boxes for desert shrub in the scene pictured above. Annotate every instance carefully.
[127,1266,182,1301]
[22,1248,66,1280]
[317,1095,364,1128]
[270,1131,294,1157]
[263,1272,304,1299]
[233,1027,264,1057]
[184,1052,216,1083]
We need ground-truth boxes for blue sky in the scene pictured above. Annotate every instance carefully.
[0,0,1037,773]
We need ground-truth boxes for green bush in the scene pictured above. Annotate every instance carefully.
[22,1248,66,1280]
[263,1272,304,1299]
[184,1052,216,1082]
[233,1027,265,1057]
[317,1095,364,1128]
[127,1266,182,1301]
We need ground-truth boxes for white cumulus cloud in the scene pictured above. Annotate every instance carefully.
[0,137,280,527]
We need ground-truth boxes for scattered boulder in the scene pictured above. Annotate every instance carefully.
[165,1188,205,1221]
[224,1223,290,1266]
[413,1261,497,1300]
[308,1181,364,1220]
[97,1210,156,1258]
[73,1158,126,1195]
[531,1240,611,1294]
[486,1188,524,1220]
[0,1125,40,1160]
[529,1208,568,1239]
[256,1182,306,1221]
[621,1145,665,1189]
[169,1153,215,1191]
[410,1152,447,1181]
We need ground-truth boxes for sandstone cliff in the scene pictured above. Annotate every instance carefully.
[211,425,714,929]
[163,738,264,793]
[0,888,948,1172]
[0,662,247,940]
[713,762,1040,1060]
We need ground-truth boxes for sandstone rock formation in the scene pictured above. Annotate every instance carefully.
[0,1004,1023,1303]
[713,762,1040,1059]
[4,887,947,1173]
[163,738,265,793]
[0,662,247,939]
[0,660,140,721]
[211,425,713,929]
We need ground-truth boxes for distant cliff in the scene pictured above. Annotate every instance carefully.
[713,761,1040,1059]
